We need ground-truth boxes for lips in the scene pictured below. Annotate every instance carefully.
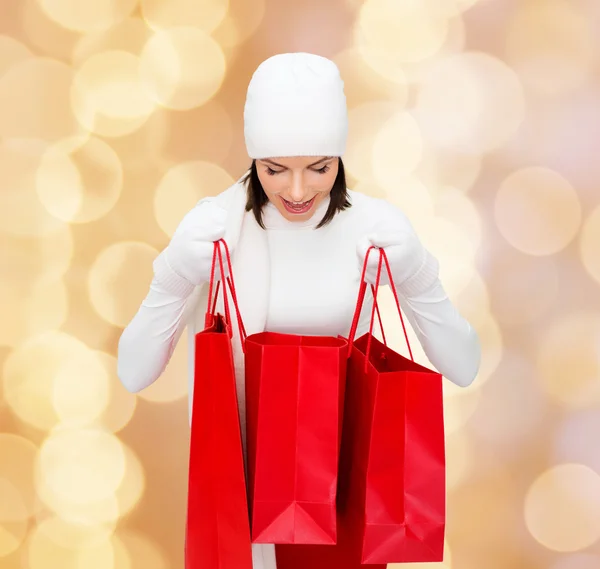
[280,195,316,215]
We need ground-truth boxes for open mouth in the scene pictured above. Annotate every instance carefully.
[280,195,316,215]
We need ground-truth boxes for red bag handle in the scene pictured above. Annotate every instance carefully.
[205,239,247,351]
[347,246,414,366]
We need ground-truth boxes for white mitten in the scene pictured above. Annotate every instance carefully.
[164,203,228,286]
[356,231,439,296]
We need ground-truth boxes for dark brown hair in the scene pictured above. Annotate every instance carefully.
[242,158,351,229]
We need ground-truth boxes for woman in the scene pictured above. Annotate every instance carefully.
[118,52,481,569]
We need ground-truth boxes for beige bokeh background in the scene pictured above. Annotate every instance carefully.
[1,0,600,567]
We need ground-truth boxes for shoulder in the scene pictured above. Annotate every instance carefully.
[346,189,415,234]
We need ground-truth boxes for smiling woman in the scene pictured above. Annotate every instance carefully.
[243,155,351,227]
[117,51,481,569]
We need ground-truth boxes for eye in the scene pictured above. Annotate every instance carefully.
[266,167,281,176]
[314,165,330,174]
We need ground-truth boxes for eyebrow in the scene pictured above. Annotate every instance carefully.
[260,156,334,169]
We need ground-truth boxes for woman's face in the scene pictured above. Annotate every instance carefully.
[255,156,339,222]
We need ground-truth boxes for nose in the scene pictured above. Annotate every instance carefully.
[288,172,306,202]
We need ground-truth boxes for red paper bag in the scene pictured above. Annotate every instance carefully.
[339,247,446,564]
[275,512,386,569]
[186,240,253,569]
[244,330,348,544]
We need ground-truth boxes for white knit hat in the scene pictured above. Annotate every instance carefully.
[243,52,348,159]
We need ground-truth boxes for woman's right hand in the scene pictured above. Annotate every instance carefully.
[164,202,228,286]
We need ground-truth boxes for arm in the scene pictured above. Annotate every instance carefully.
[359,200,481,387]
[395,277,481,388]
[117,199,227,393]
[117,252,199,393]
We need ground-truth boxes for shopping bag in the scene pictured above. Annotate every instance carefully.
[185,239,253,569]
[275,511,386,569]
[244,327,349,544]
[339,246,446,564]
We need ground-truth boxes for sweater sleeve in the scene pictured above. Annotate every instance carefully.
[116,250,200,393]
[394,278,481,387]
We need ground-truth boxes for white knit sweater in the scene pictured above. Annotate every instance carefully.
[117,180,481,569]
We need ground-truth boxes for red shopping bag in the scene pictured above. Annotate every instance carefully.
[339,246,446,564]
[244,327,349,544]
[185,240,252,569]
[275,512,386,569]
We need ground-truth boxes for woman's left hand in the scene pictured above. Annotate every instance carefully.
[356,231,427,287]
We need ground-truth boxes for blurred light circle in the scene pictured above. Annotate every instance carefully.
[0,434,39,521]
[0,478,28,524]
[536,312,600,408]
[158,100,232,165]
[36,477,120,527]
[495,167,581,256]
[112,529,169,569]
[469,353,547,457]
[52,348,110,427]
[35,516,114,551]
[355,0,449,65]
[72,17,153,65]
[0,58,80,140]
[332,48,409,106]
[346,101,398,182]
[0,219,73,283]
[0,139,66,237]
[487,249,559,326]
[114,444,146,519]
[378,176,435,234]
[88,241,158,328]
[38,427,126,506]
[20,0,81,62]
[372,111,424,185]
[0,278,68,348]
[141,0,229,34]
[37,0,137,33]
[470,311,502,387]
[212,0,266,48]
[139,27,226,111]
[0,518,28,558]
[399,12,466,86]
[415,52,525,153]
[36,136,123,224]
[525,463,600,552]
[26,517,116,569]
[435,187,482,248]
[136,328,189,403]
[555,411,600,476]
[580,204,600,286]
[421,217,477,297]
[443,381,482,434]
[506,1,595,97]
[71,50,157,138]
[550,554,600,569]
[421,148,482,195]
[445,431,473,490]
[451,270,491,330]
[37,137,123,223]
[421,0,482,17]
[95,353,137,433]
[3,331,95,430]
[154,161,234,237]
[0,35,33,76]
[35,442,144,526]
